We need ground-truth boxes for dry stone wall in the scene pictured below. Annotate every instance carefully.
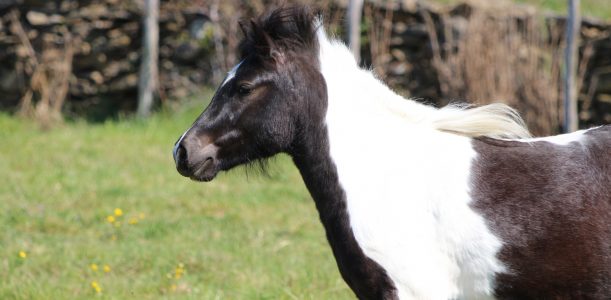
[0,0,214,119]
[0,0,609,130]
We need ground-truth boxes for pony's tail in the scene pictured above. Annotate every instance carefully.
[432,103,532,139]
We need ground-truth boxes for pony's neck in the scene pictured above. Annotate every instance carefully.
[290,124,397,299]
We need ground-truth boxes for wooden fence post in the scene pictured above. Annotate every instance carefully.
[347,0,364,63]
[137,0,159,118]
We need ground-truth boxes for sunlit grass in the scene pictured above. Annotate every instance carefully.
[0,89,353,299]
[434,0,611,20]
[513,0,611,20]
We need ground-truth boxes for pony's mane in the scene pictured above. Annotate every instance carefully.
[431,103,531,139]
[312,14,531,140]
[239,6,319,60]
[382,84,532,139]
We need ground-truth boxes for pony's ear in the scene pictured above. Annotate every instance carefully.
[269,48,286,65]
[249,19,286,65]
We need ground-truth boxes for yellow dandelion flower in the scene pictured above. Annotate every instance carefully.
[114,208,123,217]
[103,264,111,273]
[18,251,27,259]
[91,281,102,293]
[174,264,185,279]
[128,217,138,225]
[106,215,115,223]
[90,263,99,271]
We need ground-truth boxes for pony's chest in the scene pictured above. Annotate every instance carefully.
[327,133,505,299]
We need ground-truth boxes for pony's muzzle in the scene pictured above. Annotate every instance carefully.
[173,132,219,181]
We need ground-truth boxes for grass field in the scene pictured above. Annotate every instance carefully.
[0,89,354,299]
[514,0,611,20]
[436,0,611,20]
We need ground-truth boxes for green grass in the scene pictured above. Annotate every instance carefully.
[0,89,353,299]
[434,0,611,20]
[515,0,611,20]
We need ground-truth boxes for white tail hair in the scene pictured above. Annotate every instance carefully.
[431,103,532,139]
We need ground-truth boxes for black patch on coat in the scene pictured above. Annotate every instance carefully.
[471,125,611,299]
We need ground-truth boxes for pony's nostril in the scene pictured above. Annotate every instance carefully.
[177,144,186,160]
[173,130,189,164]
[174,144,189,173]
[175,148,193,177]
[173,141,186,163]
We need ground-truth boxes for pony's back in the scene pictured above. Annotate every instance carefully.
[471,125,611,299]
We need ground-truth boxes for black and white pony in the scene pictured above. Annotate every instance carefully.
[173,6,610,300]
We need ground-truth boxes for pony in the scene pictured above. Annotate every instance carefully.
[173,6,610,300]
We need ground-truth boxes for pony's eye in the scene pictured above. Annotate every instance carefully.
[238,84,253,95]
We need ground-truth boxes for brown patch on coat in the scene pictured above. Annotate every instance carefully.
[471,125,611,299]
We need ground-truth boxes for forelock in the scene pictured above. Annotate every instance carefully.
[239,5,319,61]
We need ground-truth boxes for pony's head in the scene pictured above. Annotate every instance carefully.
[173,6,326,181]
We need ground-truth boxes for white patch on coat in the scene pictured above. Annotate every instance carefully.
[221,60,245,87]
[518,127,600,145]
[317,28,505,300]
